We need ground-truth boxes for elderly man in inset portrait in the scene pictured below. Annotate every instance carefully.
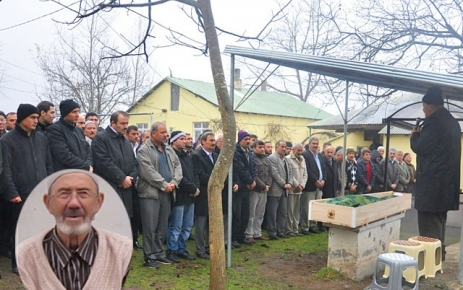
[16,170,132,290]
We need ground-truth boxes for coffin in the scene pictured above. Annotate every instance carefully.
[309,191,412,228]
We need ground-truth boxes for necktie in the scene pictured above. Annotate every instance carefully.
[209,153,214,164]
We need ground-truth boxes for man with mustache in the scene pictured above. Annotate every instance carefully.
[16,170,132,289]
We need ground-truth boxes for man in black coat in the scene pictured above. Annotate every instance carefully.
[322,145,339,199]
[301,136,326,234]
[166,131,199,262]
[192,132,218,259]
[411,86,461,260]
[371,150,385,192]
[1,104,54,273]
[232,130,257,247]
[47,99,92,171]
[92,111,138,225]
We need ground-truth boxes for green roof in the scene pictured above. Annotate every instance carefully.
[169,77,331,119]
[131,77,331,120]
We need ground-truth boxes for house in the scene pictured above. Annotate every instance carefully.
[127,76,331,143]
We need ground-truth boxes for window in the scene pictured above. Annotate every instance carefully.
[137,123,149,132]
[171,83,180,111]
[194,122,209,140]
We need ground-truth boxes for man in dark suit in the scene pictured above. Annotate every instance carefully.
[301,136,327,234]
[92,111,138,240]
[322,145,339,199]
[192,132,217,259]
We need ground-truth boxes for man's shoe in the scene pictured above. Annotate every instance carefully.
[255,235,269,241]
[144,258,159,269]
[133,241,143,250]
[309,227,321,234]
[196,252,210,259]
[166,252,180,263]
[243,237,255,245]
[156,256,174,265]
[277,233,289,238]
[301,230,311,235]
[177,251,196,260]
[269,235,279,240]
[286,232,297,237]
[318,226,327,232]
[231,241,241,248]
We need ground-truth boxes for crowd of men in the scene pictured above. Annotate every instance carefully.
[0,85,458,278]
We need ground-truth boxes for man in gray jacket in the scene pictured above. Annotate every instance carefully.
[266,140,295,240]
[380,148,399,191]
[245,140,272,242]
[137,122,182,269]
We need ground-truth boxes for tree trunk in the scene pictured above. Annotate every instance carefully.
[198,1,236,289]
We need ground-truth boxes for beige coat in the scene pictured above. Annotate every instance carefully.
[17,227,132,290]
[286,152,308,195]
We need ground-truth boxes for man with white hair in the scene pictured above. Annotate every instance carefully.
[285,143,307,236]
[83,121,97,145]
[16,170,132,289]
[377,146,385,158]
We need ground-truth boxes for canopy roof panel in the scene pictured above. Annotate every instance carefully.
[223,46,463,100]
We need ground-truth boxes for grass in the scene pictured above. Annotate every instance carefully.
[313,267,342,280]
[124,232,329,289]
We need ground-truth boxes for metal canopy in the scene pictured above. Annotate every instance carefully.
[223,45,463,100]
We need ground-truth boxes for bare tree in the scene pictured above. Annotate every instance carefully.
[240,0,348,104]
[344,0,463,74]
[35,15,153,120]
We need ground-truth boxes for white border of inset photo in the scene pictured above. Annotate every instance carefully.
[15,169,132,245]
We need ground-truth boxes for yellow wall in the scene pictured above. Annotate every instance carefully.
[327,132,369,151]
[129,81,318,143]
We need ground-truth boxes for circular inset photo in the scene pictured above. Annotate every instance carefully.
[15,169,133,289]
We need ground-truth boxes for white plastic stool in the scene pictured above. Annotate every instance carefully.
[371,253,419,290]
[408,236,443,278]
[388,240,425,282]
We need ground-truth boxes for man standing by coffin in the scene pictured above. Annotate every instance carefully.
[411,86,461,261]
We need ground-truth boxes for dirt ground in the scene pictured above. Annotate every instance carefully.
[258,247,460,290]
[1,244,460,290]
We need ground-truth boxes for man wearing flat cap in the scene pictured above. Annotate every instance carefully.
[47,99,93,172]
[411,86,461,261]
[0,104,54,274]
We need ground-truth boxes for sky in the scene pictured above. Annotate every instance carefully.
[0,0,283,113]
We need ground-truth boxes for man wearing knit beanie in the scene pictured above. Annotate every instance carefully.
[0,103,53,274]
[59,99,80,120]
[411,86,461,261]
[232,130,257,247]
[47,99,93,172]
